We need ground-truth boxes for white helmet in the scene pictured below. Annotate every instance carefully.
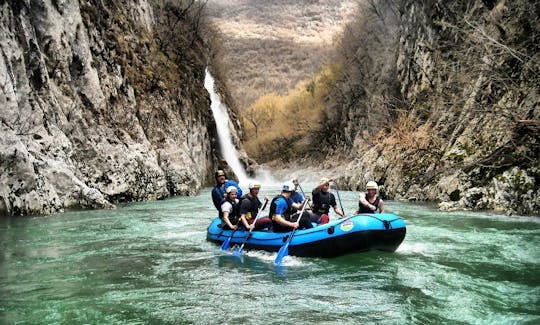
[366,181,378,190]
[282,182,295,192]
[226,186,238,194]
[249,182,261,190]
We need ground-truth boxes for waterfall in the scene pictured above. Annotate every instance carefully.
[204,68,249,184]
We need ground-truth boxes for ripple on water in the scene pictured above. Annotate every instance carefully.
[1,193,539,324]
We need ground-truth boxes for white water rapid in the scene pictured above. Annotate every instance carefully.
[204,68,250,185]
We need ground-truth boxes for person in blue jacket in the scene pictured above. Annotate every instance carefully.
[290,178,306,205]
[211,169,242,212]
[270,182,313,232]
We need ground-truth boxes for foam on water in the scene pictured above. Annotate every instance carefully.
[2,187,539,324]
[395,242,429,255]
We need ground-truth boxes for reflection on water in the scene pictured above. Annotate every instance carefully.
[0,188,539,324]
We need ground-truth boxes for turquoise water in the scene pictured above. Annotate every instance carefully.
[1,187,539,324]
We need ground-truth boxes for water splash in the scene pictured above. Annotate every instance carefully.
[204,68,249,184]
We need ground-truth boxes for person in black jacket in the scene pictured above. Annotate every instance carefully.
[358,181,385,213]
[239,182,271,230]
[220,186,241,230]
[311,177,345,223]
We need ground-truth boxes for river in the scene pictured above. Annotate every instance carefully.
[1,185,538,324]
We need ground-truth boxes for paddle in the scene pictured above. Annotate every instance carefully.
[333,181,346,218]
[296,182,312,209]
[232,198,269,257]
[220,216,242,251]
[274,198,310,266]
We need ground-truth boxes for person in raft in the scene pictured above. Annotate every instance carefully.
[211,169,242,212]
[311,177,345,223]
[290,178,310,209]
[357,181,385,213]
[239,182,272,231]
[220,186,241,230]
[270,182,313,232]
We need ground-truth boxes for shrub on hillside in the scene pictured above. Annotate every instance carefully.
[241,65,341,163]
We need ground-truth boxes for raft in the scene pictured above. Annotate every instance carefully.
[206,213,406,258]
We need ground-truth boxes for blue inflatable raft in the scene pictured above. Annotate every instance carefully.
[206,213,406,258]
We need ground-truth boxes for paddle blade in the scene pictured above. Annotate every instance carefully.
[232,247,243,257]
[220,237,232,251]
[274,242,289,265]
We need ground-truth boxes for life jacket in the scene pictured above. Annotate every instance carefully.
[312,191,333,215]
[269,195,293,221]
[358,196,380,214]
[219,197,241,224]
[241,194,261,220]
[290,191,303,204]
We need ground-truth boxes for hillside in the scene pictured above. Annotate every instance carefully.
[206,0,355,110]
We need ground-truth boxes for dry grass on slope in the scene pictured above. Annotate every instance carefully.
[207,0,355,110]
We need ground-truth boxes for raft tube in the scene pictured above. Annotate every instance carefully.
[206,213,406,258]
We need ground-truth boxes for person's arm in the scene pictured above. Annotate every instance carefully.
[274,199,299,229]
[291,202,303,210]
[240,214,253,230]
[378,199,385,213]
[274,214,299,229]
[239,200,252,229]
[314,177,336,190]
[359,193,376,211]
[223,211,237,230]
[331,195,345,217]
[333,205,345,217]
[221,202,237,230]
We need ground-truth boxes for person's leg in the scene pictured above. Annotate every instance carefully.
[299,212,314,229]
[306,211,320,223]
[318,214,329,224]
[272,222,293,233]
[254,217,272,230]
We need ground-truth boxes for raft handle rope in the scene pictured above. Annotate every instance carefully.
[365,215,403,230]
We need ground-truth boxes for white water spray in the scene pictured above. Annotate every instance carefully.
[204,68,250,184]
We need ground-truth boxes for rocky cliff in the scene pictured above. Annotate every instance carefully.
[0,0,228,216]
[322,0,539,215]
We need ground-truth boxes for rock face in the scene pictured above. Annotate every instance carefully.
[322,0,539,215]
[0,0,222,216]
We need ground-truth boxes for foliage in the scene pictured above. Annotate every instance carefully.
[315,0,403,150]
[241,64,341,163]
